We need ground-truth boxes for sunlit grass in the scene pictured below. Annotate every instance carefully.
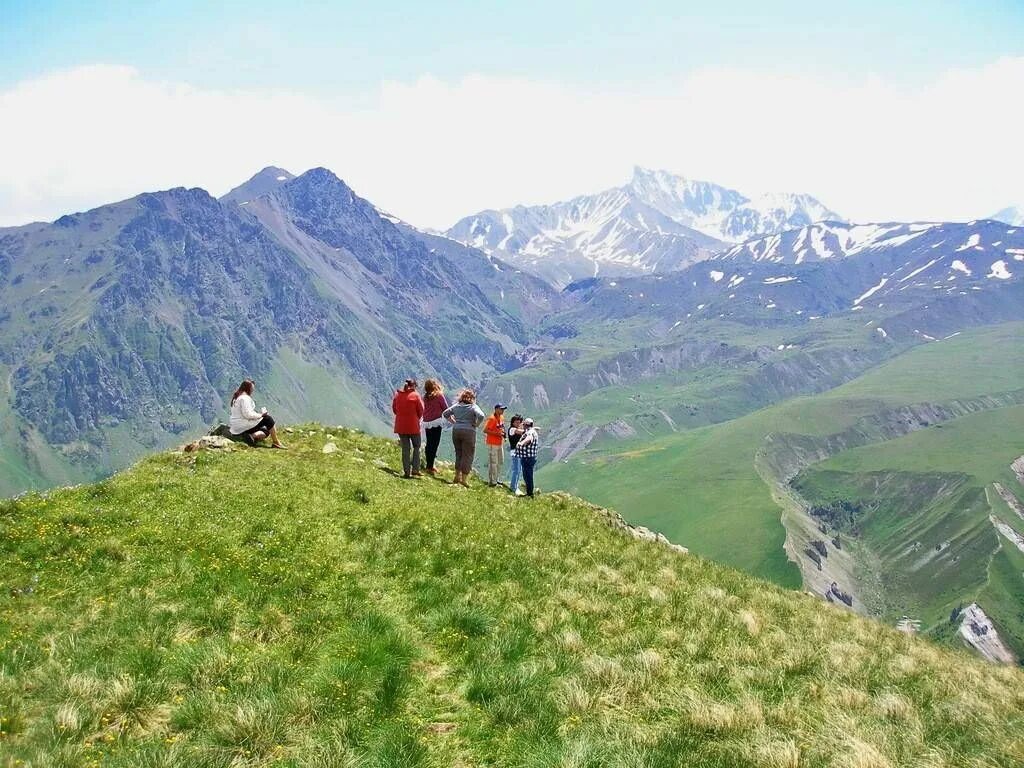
[1,426,1022,766]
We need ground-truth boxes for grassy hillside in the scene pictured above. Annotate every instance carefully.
[539,323,1024,598]
[794,405,1024,653]
[2,428,1023,767]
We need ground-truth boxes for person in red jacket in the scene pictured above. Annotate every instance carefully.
[392,378,425,478]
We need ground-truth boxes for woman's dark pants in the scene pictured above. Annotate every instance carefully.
[424,427,442,470]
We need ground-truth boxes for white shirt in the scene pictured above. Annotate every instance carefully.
[229,393,263,434]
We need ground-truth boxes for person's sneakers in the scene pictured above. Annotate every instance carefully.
[514,490,525,497]
[411,471,423,478]
[426,467,437,475]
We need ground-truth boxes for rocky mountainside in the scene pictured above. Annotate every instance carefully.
[446,167,842,287]
[556,219,1024,334]
[221,165,296,205]
[0,168,551,495]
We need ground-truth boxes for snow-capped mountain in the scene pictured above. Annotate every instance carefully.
[712,219,1023,312]
[625,167,843,242]
[446,186,721,289]
[990,206,1024,227]
[718,220,1024,270]
[562,218,1024,336]
[446,167,842,288]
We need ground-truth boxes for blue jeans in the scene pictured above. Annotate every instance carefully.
[509,454,522,492]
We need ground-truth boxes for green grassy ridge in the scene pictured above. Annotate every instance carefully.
[1,428,1022,767]
[539,323,1024,587]
[0,344,390,500]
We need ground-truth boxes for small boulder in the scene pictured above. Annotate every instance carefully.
[322,442,339,454]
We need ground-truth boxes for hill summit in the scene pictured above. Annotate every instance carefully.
[1,426,1022,766]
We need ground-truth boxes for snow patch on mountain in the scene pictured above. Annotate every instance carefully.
[446,167,841,287]
[854,278,888,306]
[987,260,1012,280]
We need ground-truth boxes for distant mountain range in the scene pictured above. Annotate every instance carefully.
[3,163,1024,664]
[446,167,843,287]
[0,166,559,494]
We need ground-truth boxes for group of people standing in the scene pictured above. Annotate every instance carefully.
[392,378,541,496]
[225,377,540,496]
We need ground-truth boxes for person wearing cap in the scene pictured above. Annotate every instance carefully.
[513,417,540,497]
[392,378,424,479]
[483,403,508,487]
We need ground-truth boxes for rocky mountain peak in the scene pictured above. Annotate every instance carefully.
[221,166,296,206]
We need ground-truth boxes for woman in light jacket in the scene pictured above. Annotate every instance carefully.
[442,388,485,487]
[229,380,286,448]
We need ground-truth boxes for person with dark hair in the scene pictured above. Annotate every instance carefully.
[392,378,425,479]
[229,380,286,448]
[513,417,540,497]
[506,414,525,495]
[421,378,449,475]
[442,388,485,487]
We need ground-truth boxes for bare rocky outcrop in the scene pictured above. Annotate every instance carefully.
[958,603,1016,664]
[1012,455,1024,486]
[989,514,1024,554]
[993,482,1024,523]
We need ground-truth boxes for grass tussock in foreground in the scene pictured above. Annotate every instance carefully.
[1,426,1023,768]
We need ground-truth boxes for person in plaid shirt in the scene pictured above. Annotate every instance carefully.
[513,417,540,497]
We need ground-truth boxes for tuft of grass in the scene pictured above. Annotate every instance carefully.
[0,426,1021,766]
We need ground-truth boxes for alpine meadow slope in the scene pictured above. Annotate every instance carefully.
[2,428,1023,766]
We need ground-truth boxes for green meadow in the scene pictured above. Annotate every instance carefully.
[2,428,1023,766]
[539,323,1024,591]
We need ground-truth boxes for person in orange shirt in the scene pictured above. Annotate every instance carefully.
[483,403,507,487]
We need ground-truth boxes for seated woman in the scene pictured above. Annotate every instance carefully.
[229,380,286,448]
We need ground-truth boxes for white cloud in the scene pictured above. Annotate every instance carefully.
[1,60,1022,229]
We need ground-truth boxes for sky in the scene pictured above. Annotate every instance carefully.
[1,0,1023,229]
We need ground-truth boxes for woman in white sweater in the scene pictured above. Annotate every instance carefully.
[229,380,286,448]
